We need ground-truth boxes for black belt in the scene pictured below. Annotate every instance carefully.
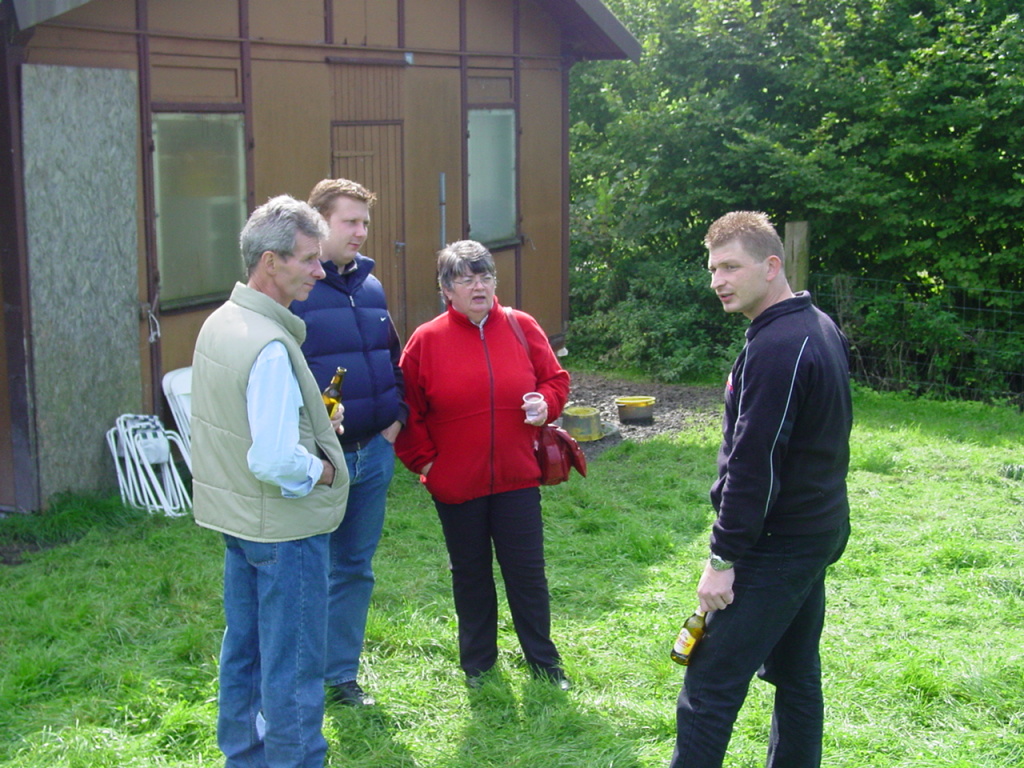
[341,438,371,453]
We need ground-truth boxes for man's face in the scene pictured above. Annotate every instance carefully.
[707,240,775,321]
[270,232,326,306]
[322,196,370,266]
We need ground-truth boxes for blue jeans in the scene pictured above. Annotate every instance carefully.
[434,486,561,676]
[670,520,850,768]
[325,433,395,686]
[218,533,330,768]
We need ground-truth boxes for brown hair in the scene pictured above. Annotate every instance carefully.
[307,178,377,219]
[704,211,784,264]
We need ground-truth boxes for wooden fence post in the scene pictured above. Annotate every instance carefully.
[784,221,809,292]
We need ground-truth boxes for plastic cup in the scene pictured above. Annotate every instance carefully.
[523,392,544,420]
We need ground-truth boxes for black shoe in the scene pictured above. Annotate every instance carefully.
[534,666,572,691]
[327,680,375,707]
[465,667,495,690]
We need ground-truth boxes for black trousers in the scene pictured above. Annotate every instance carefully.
[434,486,561,676]
[670,520,850,768]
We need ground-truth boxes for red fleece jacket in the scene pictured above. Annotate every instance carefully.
[395,299,570,505]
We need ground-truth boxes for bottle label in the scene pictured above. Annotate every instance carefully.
[673,631,698,657]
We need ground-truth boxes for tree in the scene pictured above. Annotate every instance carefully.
[569,0,1024,391]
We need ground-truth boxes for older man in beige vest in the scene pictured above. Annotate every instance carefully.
[191,195,349,768]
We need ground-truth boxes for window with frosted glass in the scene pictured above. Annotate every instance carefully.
[152,113,247,309]
[467,109,516,245]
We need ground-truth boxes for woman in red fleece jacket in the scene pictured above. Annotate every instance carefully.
[395,240,571,690]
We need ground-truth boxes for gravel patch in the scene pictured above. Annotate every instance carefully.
[564,371,723,460]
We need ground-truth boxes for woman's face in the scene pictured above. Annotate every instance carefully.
[444,271,496,323]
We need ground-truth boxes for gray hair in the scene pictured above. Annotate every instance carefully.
[240,195,329,277]
[437,240,497,292]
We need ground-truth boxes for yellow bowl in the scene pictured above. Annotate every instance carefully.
[562,406,602,441]
[614,396,656,424]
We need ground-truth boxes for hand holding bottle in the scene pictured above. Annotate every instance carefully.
[322,366,346,418]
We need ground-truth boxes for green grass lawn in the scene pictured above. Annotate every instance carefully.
[2,385,1023,767]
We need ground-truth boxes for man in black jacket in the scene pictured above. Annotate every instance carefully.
[669,212,852,768]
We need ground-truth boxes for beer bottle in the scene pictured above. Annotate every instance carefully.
[322,366,346,418]
[670,609,707,666]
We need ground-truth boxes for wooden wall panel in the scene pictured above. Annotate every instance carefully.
[24,24,137,69]
[518,65,564,335]
[159,309,216,374]
[467,73,513,104]
[332,0,399,48]
[250,56,334,202]
[56,0,135,28]
[466,0,514,54]
[404,0,459,52]
[329,62,406,326]
[520,0,564,57]
[151,64,240,102]
[331,123,406,330]
[402,65,462,335]
[493,247,517,307]
[249,0,324,43]
[150,40,242,103]
[331,64,403,122]
[148,0,239,37]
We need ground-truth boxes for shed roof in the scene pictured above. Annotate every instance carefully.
[546,0,641,62]
[12,0,641,61]
[12,0,92,29]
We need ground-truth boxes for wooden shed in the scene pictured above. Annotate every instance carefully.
[0,0,638,511]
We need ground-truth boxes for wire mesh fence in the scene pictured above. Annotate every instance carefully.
[810,274,1024,406]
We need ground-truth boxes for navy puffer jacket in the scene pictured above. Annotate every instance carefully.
[290,255,406,444]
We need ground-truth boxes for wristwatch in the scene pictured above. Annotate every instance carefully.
[708,553,735,571]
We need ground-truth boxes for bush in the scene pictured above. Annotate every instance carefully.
[813,274,1024,403]
[568,257,743,382]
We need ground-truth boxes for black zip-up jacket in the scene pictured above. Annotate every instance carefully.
[709,292,852,563]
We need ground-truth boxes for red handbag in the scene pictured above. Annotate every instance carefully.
[504,308,588,485]
[536,423,588,485]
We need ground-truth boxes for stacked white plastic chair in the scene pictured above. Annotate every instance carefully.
[161,366,193,471]
[106,414,191,516]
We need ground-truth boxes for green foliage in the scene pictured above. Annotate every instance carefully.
[569,258,744,382]
[570,0,1024,386]
[3,389,1024,766]
[813,273,1024,401]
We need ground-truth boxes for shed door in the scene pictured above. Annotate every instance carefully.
[331,123,406,334]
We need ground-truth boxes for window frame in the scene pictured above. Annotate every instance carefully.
[466,107,519,249]
[151,110,248,311]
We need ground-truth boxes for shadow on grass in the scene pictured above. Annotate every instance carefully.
[325,703,420,767]
[448,671,645,768]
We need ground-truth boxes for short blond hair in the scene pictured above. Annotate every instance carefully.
[307,178,376,218]
[704,211,784,264]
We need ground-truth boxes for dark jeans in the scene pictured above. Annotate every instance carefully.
[670,519,850,768]
[434,486,561,676]
[325,433,395,686]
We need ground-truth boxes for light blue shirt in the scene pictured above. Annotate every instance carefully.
[246,341,324,498]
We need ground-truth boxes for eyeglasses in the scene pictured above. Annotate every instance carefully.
[452,274,496,288]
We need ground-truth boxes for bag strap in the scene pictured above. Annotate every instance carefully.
[504,306,535,375]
